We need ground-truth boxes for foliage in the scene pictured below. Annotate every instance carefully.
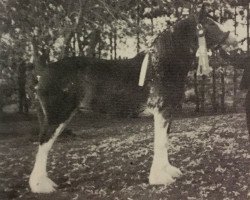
[0,0,249,115]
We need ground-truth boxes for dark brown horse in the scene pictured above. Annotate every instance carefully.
[29,6,237,193]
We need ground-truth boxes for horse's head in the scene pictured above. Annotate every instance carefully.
[197,4,238,51]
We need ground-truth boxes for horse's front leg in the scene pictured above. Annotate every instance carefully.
[29,98,77,193]
[149,107,182,185]
[29,124,62,193]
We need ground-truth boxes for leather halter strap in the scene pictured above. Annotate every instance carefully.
[213,31,230,50]
[194,15,230,50]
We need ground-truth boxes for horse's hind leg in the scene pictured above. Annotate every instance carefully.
[29,100,77,193]
[149,107,182,185]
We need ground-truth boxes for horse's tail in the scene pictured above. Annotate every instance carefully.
[138,52,151,87]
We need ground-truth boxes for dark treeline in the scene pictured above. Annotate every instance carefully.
[0,0,249,117]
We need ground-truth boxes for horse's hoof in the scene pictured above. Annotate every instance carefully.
[29,175,57,193]
[149,164,182,185]
[166,164,182,178]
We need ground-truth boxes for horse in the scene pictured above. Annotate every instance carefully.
[29,5,238,193]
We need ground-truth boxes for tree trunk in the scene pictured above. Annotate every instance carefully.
[98,41,102,59]
[220,67,226,113]
[72,33,77,57]
[233,68,237,111]
[114,28,117,60]
[136,31,140,53]
[136,4,140,53]
[247,3,250,53]
[200,75,206,113]
[110,31,113,60]
[194,72,200,112]
[59,0,83,59]
[175,6,180,20]
[77,32,84,56]
[212,64,217,112]
[233,6,237,111]
[62,32,74,58]
[74,34,77,56]
[151,18,154,36]
[18,61,29,114]
[86,30,101,58]
[219,1,226,113]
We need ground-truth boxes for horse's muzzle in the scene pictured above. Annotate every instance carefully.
[221,32,238,52]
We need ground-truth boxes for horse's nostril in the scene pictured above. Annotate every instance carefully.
[233,40,239,47]
[227,33,238,47]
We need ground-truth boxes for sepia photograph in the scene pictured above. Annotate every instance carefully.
[0,0,249,199]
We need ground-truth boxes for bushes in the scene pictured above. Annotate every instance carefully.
[0,67,17,113]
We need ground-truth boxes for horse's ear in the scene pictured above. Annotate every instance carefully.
[198,3,208,22]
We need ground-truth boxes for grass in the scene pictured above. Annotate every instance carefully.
[0,112,249,200]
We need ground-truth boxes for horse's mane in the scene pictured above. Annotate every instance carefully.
[151,15,195,48]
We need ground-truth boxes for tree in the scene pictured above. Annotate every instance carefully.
[0,0,247,116]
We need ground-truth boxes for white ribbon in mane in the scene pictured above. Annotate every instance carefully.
[138,52,150,86]
[196,28,212,76]
[139,27,213,86]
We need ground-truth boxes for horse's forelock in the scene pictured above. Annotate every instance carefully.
[174,15,196,34]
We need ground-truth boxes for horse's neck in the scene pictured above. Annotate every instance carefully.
[156,18,196,81]
[172,18,195,52]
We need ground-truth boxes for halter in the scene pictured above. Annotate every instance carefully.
[138,15,231,86]
[213,31,230,50]
[194,15,230,76]
[194,14,230,50]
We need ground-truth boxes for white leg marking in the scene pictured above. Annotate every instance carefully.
[149,109,182,185]
[29,123,64,193]
[29,109,78,193]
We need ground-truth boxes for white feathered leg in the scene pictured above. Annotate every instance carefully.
[29,123,65,193]
[29,109,78,193]
[149,109,182,185]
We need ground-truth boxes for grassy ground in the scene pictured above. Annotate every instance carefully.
[0,112,249,200]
